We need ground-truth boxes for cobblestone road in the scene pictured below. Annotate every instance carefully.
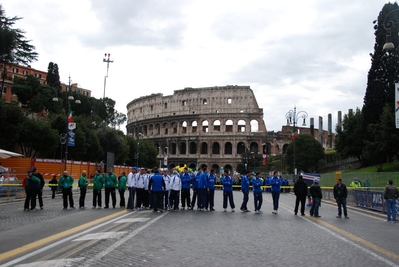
[0,189,398,267]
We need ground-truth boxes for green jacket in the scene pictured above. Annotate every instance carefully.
[118,175,127,190]
[93,174,104,190]
[58,175,74,189]
[104,173,117,188]
[78,175,88,189]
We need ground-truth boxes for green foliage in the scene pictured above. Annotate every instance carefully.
[0,99,24,149]
[285,134,325,173]
[0,5,38,65]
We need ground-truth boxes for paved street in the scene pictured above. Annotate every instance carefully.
[0,189,398,267]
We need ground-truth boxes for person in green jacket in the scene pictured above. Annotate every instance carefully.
[78,170,88,209]
[104,167,117,208]
[118,171,127,208]
[58,170,75,210]
[92,169,104,209]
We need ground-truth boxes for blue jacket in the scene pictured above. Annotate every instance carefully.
[222,175,233,192]
[180,172,192,190]
[270,176,282,193]
[197,172,208,189]
[149,172,165,192]
[252,177,263,193]
[241,175,250,191]
[207,173,215,190]
[191,173,199,190]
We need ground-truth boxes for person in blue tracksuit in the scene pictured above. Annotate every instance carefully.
[240,170,251,212]
[270,171,282,214]
[190,170,199,210]
[252,172,263,213]
[197,168,208,211]
[148,168,166,212]
[206,169,216,211]
[265,177,271,193]
[180,167,192,210]
[221,170,235,212]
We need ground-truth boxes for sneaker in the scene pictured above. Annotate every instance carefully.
[40,206,44,210]
[224,209,227,212]
[158,209,163,213]
[92,206,96,209]
[272,210,277,214]
[71,207,75,209]
[315,215,321,218]
[63,208,67,210]
[394,220,397,224]
[188,207,193,210]
[210,208,215,211]
[301,213,305,216]
[104,206,109,209]
[98,207,102,209]
[345,216,349,219]
[336,215,341,218]
[255,210,259,214]
[245,209,251,212]
[181,207,185,210]
[231,209,235,212]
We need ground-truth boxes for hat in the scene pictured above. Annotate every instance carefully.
[132,167,138,171]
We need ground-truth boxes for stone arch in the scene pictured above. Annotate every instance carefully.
[201,142,208,154]
[188,163,196,170]
[155,123,160,135]
[237,142,246,154]
[143,125,148,136]
[250,119,259,132]
[225,119,233,132]
[170,143,177,155]
[189,141,197,154]
[149,124,154,136]
[212,142,220,154]
[213,119,221,132]
[237,119,246,132]
[224,164,233,174]
[211,164,220,174]
[250,142,259,153]
[162,122,168,135]
[181,120,188,134]
[171,121,178,134]
[179,141,187,154]
[191,120,198,133]
[283,144,289,154]
[202,120,209,133]
[224,142,232,154]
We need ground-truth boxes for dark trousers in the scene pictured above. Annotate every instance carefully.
[310,197,321,216]
[30,188,38,210]
[191,189,198,208]
[127,187,135,209]
[223,191,235,209]
[105,187,116,208]
[336,197,348,217]
[181,188,191,208]
[240,190,249,210]
[143,189,149,208]
[198,188,206,209]
[163,190,169,208]
[272,192,280,211]
[152,191,163,211]
[206,189,215,209]
[62,187,74,208]
[119,189,125,207]
[24,189,31,210]
[38,189,43,208]
[93,189,102,207]
[294,195,306,215]
[136,188,144,208]
[254,192,263,211]
[169,190,180,210]
[79,188,87,208]
[51,188,57,198]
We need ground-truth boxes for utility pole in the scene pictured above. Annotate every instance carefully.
[103,53,113,98]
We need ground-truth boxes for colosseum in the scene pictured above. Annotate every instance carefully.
[126,85,334,173]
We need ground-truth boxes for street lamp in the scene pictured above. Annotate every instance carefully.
[381,9,399,51]
[53,76,80,170]
[135,132,142,166]
[285,107,308,178]
[103,53,114,98]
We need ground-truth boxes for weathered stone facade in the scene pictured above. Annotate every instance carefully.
[126,86,271,173]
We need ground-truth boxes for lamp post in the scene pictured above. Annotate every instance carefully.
[163,146,168,168]
[135,132,142,167]
[103,53,114,98]
[54,77,80,170]
[381,8,399,51]
[285,107,308,179]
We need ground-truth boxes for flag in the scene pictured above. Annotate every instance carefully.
[67,104,73,123]
[291,132,295,140]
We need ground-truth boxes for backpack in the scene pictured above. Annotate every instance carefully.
[22,177,29,188]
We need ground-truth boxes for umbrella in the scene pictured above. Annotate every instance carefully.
[0,149,24,159]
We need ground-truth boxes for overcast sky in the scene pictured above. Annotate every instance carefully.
[2,0,389,133]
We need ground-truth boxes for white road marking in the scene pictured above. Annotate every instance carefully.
[115,218,150,223]
[72,232,127,241]
[14,257,85,267]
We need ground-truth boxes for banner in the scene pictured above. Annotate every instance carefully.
[67,130,75,147]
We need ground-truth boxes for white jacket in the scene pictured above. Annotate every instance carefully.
[127,172,136,188]
[169,174,181,191]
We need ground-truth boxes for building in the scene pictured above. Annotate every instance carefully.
[126,85,270,173]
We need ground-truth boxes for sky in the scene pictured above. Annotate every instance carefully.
[2,0,390,133]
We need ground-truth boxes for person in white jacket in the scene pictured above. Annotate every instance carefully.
[168,168,181,211]
[127,167,138,211]
[162,169,171,210]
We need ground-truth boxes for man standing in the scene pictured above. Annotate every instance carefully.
[309,178,322,217]
[92,169,103,209]
[190,169,199,210]
[252,172,263,213]
[294,175,308,216]
[135,168,146,210]
[333,178,349,219]
[104,167,117,209]
[127,167,138,211]
[384,180,399,223]
[197,168,208,211]
[23,170,32,211]
[240,170,251,212]
[148,167,166,212]
[78,170,88,209]
[270,171,282,214]
[168,168,181,211]
[206,169,216,211]
[180,167,191,210]
[162,169,171,209]
[49,175,58,199]
[58,171,75,210]
[33,168,45,210]
[118,171,127,208]
[221,170,235,212]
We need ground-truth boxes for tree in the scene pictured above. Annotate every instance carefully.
[335,108,366,166]
[46,62,61,89]
[285,134,325,173]
[0,98,25,149]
